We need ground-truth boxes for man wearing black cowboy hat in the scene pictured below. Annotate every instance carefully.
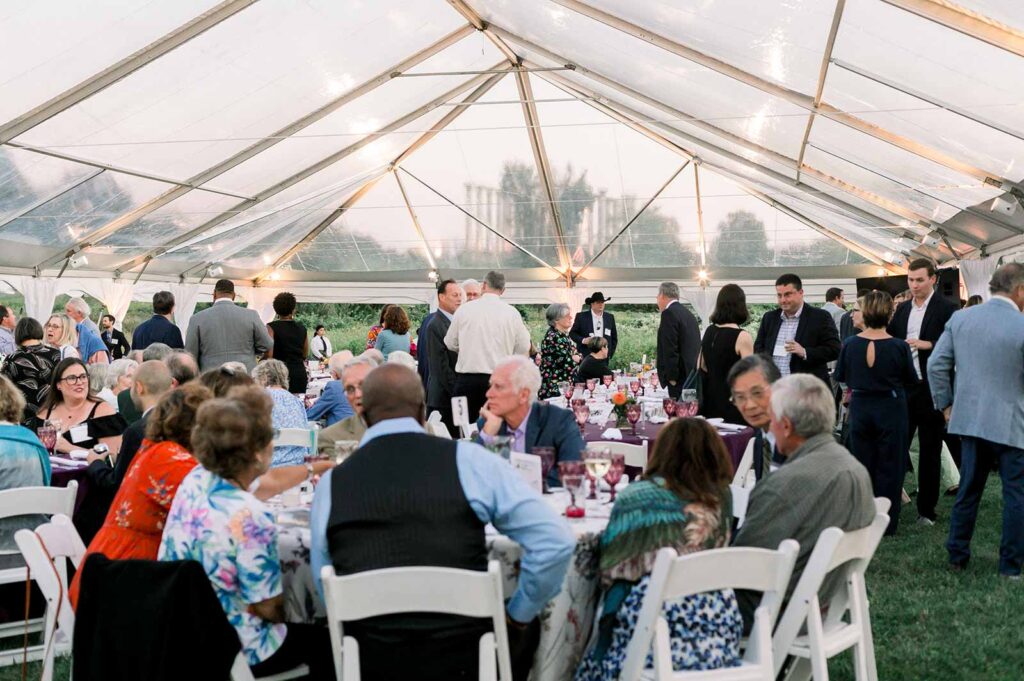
[569,291,618,360]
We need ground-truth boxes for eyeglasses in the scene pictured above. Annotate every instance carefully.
[729,387,768,406]
[343,384,362,395]
[60,374,89,385]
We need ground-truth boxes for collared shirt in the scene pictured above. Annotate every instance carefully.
[989,295,1019,311]
[309,417,574,622]
[772,304,803,376]
[76,323,108,362]
[906,292,933,379]
[444,293,531,374]
[0,327,14,355]
[591,311,603,339]
[438,308,454,323]
[479,415,529,453]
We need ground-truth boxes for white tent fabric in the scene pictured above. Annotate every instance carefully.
[14,276,59,324]
[168,283,204,339]
[1,0,1022,292]
[960,257,1000,301]
[78,279,135,330]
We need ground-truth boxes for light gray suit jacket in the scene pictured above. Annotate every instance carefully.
[185,299,273,373]
[928,297,1024,450]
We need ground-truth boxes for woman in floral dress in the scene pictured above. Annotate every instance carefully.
[575,418,742,680]
[159,386,332,680]
[69,382,212,607]
[539,303,581,400]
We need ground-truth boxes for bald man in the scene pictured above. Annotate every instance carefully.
[310,364,574,681]
[81,360,173,542]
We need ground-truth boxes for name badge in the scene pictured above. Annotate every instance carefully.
[604,328,612,337]
[69,425,90,444]
[773,337,788,357]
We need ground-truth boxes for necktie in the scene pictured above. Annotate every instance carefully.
[762,437,773,480]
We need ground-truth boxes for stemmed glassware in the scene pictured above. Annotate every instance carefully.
[626,403,642,435]
[663,398,677,418]
[558,461,586,518]
[583,448,611,500]
[680,389,699,418]
[570,396,587,411]
[531,446,556,494]
[628,377,641,399]
[586,378,597,394]
[37,421,58,456]
[573,403,590,436]
[558,381,571,401]
[602,374,613,389]
[483,435,513,460]
[650,373,660,390]
[604,453,626,503]
[565,383,575,401]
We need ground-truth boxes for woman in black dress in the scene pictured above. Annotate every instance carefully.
[834,291,917,535]
[699,284,753,423]
[266,292,309,395]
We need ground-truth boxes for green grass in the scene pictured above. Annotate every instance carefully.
[4,479,1020,681]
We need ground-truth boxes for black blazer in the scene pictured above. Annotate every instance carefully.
[754,305,841,385]
[425,313,457,408]
[656,302,701,385]
[416,310,436,388]
[887,293,958,386]
[569,310,617,358]
[101,329,131,359]
[130,314,184,351]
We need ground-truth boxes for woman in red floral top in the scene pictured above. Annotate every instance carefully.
[69,382,213,607]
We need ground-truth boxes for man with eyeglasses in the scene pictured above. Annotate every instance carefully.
[316,353,380,454]
[727,354,783,482]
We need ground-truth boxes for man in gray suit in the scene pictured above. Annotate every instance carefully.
[185,279,273,373]
[929,263,1024,578]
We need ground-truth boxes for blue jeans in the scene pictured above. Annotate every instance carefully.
[946,437,1024,575]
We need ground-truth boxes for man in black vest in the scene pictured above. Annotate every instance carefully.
[309,364,574,681]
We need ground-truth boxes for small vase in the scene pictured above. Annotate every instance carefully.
[615,411,630,429]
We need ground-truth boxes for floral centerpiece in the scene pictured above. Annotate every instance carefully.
[610,390,635,428]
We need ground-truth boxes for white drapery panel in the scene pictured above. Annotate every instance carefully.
[237,287,281,324]
[77,279,134,330]
[168,283,204,340]
[959,259,998,301]
[12,276,59,324]
[682,285,717,332]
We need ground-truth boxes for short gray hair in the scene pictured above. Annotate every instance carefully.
[727,354,781,389]
[770,374,835,438]
[66,297,90,317]
[342,353,382,377]
[658,282,680,300]
[545,302,570,327]
[105,358,138,390]
[327,350,354,375]
[461,278,480,291]
[142,342,173,361]
[87,363,107,394]
[386,350,417,369]
[989,262,1024,296]
[483,271,506,293]
[252,359,290,388]
[495,355,542,403]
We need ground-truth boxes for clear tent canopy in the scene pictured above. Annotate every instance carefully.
[1,0,1022,295]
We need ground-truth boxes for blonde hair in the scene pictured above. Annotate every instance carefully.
[46,314,78,349]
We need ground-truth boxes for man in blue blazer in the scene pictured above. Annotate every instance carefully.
[306,351,355,426]
[130,291,185,351]
[929,263,1024,578]
[475,356,584,486]
[569,292,617,359]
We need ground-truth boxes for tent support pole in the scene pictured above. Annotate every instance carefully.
[796,0,847,181]
[393,170,438,271]
[880,0,1024,58]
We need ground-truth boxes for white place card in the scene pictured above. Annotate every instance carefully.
[510,451,543,494]
[451,395,470,427]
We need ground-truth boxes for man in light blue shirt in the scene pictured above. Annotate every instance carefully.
[305,351,354,426]
[76,321,109,365]
[310,364,574,679]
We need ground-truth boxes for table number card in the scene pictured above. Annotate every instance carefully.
[451,396,470,427]
[510,451,543,494]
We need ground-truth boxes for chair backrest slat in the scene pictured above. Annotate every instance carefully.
[660,542,799,599]
[273,428,315,449]
[0,483,77,521]
[585,440,648,468]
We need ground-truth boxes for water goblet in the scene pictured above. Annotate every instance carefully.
[531,446,556,493]
[565,383,575,400]
[573,403,591,436]
[650,373,660,390]
[37,422,57,456]
[570,396,587,411]
[583,448,611,500]
[558,461,587,518]
[604,453,626,503]
[602,374,613,388]
[558,381,571,400]
[483,435,513,460]
[626,402,642,435]
[681,389,699,417]
[586,378,597,394]
[628,378,641,399]
[663,397,677,418]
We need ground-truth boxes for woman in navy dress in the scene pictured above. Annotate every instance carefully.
[834,291,918,535]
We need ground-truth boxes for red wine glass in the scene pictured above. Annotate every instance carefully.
[604,453,626,503]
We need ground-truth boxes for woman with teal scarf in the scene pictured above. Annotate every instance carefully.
[0,375,52,551]
[576,419,741,680]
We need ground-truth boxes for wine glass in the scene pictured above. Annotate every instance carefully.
[570,396,587,411]
[573,403,591,436]
[558,381,571,400]
[626,403,642,435]
[583,448,611,500]
[663,397,677,418]
[586,378,597,394]
[604,453,626,503]
[531,446,556,493]
[558,461,586,518]
[565,383,575,401]
[602,374,613,388]
[37,422,57,456]
[650,373,660,390]
[681,389,699,417]
[483,435,513,460]
[628,378,641,399]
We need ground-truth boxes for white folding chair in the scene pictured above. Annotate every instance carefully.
[773,501,891,681]
[0,483,78,666]
[586,440,649,469]
[229,654,309,681]
[620,540,800,681]
[731,439,756,488]
[13,514,84,681]
[273,427,317,452]
[321,561,512,681]
[426,421,453,439]
[729,483,752,528]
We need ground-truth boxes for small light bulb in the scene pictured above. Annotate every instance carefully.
[268,271,281,281]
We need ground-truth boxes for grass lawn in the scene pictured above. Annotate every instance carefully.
[2,478,1020,681]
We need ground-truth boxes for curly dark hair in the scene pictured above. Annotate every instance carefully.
[272,291,297,317]
[644,418,732,508]
[190,386,274,482]
[199,365,254,398]
[144,383,213,450]
[378,304,393,326]
[381,305,410,335]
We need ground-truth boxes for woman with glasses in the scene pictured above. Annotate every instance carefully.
[27,358,127,456]
[1,317,62,421]
[44,313,80,360]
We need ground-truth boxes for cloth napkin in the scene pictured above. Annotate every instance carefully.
[601,428,623,440]
[50,456,87,467]
[716,422,749,433]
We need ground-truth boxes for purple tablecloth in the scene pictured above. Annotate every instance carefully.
[582,420,754,472]
[50,464,90,514]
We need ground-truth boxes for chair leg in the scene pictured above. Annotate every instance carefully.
[478,633,497,681]
[805,612,829,681]
[781,657,813,681]
[849,576,878,681]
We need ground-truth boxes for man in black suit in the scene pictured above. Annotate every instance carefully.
[130,291,184,350]
[887,257,961,525]
[655,282,701,400]
[754,273,840,385]
[569,292,618,359]
[425,279,462,436]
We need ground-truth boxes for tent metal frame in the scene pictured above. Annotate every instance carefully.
[881,0,1024,58]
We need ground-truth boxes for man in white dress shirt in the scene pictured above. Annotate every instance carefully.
[445,271,530,423]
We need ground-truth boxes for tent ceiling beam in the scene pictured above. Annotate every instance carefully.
[831,58,1024,144]
[0,0,258,144]
[881,0,1024,59]
[797,0,847,180]
[694,163,708,268]
[393,170,438,272]
[514,69,572,277]
[400,167,562,276]
[549,0,1016,190]
[41,24,475,271]
[0,168,104,232]
[109,64,508,276]
[446,0,521,65]
[251,69,510,284]
[392,66,569,77]
[575,160,691,279]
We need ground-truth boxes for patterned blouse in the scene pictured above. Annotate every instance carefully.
[1,344,62,417]
[539,327,577,400]
[267,387,309,467]
[159,466,286,666]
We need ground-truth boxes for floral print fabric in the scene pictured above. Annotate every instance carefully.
[267,387,309,467]
[159,466,286,665]
[539,327,577,400]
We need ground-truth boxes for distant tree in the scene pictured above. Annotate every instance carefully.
[709,210,773,267]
